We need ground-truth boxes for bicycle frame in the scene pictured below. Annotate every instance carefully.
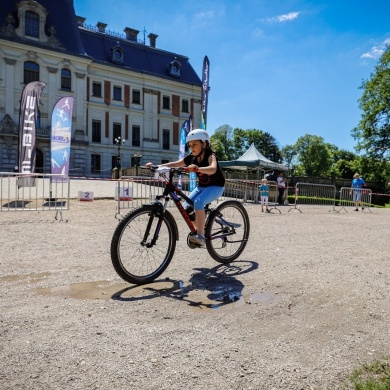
[152,167,197,235]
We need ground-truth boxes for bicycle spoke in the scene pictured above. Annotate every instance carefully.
[111,206,177,284]
[205,201,250,263]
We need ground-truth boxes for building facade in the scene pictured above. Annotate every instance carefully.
[0,0,202,177]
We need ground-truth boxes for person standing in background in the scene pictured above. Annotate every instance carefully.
[277,172,286,205]
[259,178,270,212]
[350,173,366,211]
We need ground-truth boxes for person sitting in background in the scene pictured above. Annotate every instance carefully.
[350,172,366,211]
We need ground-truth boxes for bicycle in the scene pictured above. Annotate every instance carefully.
[110,165,250,285]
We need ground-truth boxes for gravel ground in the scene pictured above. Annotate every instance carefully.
[0,199,389,390]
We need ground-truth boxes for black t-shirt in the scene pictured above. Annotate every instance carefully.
[183,148,225,187]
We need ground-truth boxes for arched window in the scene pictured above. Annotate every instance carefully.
[61,69,71,91]
[24,61,40,84]
[25,11,39,38]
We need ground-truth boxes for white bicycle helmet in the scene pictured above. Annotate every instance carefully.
[186,129,210,143]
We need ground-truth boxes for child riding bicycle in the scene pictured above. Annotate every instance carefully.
[146,129,225,247]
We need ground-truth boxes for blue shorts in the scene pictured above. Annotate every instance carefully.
[353,190,363,202]
[185,186,224,210]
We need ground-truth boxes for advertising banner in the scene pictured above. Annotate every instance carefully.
[200,56,210,131]
[177,119,189,190]
[18,81,46,186]
[50,97,74,182]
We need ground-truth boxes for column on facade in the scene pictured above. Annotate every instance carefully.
[4,58,16,119]
[143,89,158,141]
[75,72,86,133]
[46,66,58,122]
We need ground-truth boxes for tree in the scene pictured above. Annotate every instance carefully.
[330,148,358,179]
[293,134,333,177]
[352,44,390,160]
[281,144,297,170]
[210,125,235,160]
[211,126,283,162]
[233,128,282,161]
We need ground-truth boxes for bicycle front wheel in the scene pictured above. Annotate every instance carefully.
[205,200,250,263]
[110,205,177,284]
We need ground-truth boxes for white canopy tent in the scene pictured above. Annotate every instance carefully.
[219,143,288,173]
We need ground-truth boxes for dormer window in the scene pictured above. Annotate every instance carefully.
[168,59,181,78]
[111,43,124,65]
[25,11,39,38]
[15,0,49,43]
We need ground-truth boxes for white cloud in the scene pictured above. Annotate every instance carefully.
[259,11,300,23]
[361,38,390,59]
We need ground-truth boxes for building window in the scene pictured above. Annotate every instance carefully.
[132,90,141,104]
[132,125,140,147]
[61,69,71,91]
[91,154,101,173]
[113,86,122,101]
[162,96,170,110]
[181,99,189,113]
[92,82,102,97]
[163,129,170,150]
[92,120,101,143]
[25,11,39,38]
[161,159,169,164]
[24,61,39,84]
[113,123,121,144]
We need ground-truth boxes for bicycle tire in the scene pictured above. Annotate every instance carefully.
[110,205,177,284]
[205,200,250,263]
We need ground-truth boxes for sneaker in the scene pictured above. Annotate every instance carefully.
[354,208,359,211]
[189,234,205,247]
[362,207,364,210]
[261,209,264,212]
[266,209,271,213]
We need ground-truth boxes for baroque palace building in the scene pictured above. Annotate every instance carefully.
[0,0,202,177]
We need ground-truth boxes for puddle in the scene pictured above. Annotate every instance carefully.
[1,272,51,285]
[35,279,279,311]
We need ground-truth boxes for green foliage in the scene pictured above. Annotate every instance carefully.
[211,126,283,162]
[210,125,235,160]
[292,134,333,177]
[352,44,390,160]
[232,128,282,162]
[349,356,390,390]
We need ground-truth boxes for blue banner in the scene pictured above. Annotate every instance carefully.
[179,120,189,161]
[187,115,197,191]
[177,120,189,190]
[50,97,74,182]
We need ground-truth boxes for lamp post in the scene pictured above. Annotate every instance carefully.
[133,153,142,176]
[114,136,125,170]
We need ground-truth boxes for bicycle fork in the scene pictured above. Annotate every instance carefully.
[142,201,169,248]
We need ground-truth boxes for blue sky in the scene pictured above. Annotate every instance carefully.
[74,0,390,152]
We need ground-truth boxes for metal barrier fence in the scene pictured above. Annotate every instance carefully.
[288,182,337,213]
[115,176,226,218]
[114,176,283,217]
[338,187,372,213]
[0,173,70,221]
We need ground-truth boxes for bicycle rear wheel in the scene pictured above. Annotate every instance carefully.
[110,205,177,284]
[205,200,250,263]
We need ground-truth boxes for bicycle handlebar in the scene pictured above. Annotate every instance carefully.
[141,165,189,174]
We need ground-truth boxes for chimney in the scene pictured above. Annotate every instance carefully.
[97,22,107,33]
[76,16,86,27]
[148,33,158,48]
[124,27,140,42]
